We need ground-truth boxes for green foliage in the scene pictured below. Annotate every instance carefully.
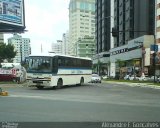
[116,59,125,68]
[0,43,17,63]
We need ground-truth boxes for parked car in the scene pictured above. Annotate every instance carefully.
[124,75,130,80]
[128,75,139,80]
[91,74,101,83]
[138,76,149,81]
[148,76,160,82]
[102,75,108,79]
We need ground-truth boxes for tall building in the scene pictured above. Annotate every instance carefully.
[94,0,155,77]
[8,34,31,63]
[95,0,112,53]
[51,40,63,54]
[110,0,155,77]
[156,0,160,44]
[62,31,70,55]
[93,0,114,75]
[69,0,95,56]
[113,0,155,47]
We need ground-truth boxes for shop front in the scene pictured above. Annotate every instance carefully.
[110,35,154,78]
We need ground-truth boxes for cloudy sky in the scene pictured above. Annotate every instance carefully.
[4,0,70,54]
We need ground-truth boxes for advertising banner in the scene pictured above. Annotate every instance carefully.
[0,0,24,26]
[0,68,16,75]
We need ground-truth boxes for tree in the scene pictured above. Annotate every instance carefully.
[116,59,125,79]
[107,60,111,77]
[0,43,17,63]
[130,59,138,79]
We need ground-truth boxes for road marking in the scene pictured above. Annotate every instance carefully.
[7,94,108,104]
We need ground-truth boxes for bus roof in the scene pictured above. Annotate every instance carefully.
[29,53,92,60]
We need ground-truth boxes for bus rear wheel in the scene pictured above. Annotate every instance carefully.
[36,86,44,89]
[56,79,63,89]
[79,77,84,86]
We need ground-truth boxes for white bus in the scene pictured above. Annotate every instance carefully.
[26,53,92,89]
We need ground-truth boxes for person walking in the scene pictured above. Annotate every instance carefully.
[16,69,23,84]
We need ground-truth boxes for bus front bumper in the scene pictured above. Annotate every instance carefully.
[26,78,51,87]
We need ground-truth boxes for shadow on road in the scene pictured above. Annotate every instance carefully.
[29,84,95,91]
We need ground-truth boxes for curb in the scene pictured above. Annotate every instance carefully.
[0,84,25,88]
[103,81,160,90]
[0,88,9,96]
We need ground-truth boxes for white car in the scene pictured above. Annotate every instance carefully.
[124,75,129,80]
[138,76,149,81]
[91,74,101,83]
[128,75,139,80]
[102,75,108,79]
[149,76,160,82]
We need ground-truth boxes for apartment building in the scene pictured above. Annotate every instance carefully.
[69,0,95,56]
[51,40,63,54]
[75,36,95,58]
[62,31,70,55]
[8,34,31,63]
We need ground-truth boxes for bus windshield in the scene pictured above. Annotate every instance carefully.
[28,57,52,73]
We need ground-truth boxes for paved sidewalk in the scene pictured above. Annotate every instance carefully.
[103,81,160,90]
[0,83,26,88]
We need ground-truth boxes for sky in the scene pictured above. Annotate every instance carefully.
[4,0,70,54]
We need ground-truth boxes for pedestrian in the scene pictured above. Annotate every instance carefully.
[16,69,23,84]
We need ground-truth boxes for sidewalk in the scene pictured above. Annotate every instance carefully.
[103,80,160,90]
[0,83,26,88]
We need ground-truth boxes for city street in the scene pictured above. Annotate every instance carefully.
[0,82,160,123]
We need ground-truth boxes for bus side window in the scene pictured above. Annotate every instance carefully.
[58,58,62,66]
[65,57,69,67]
[52,57,58,73]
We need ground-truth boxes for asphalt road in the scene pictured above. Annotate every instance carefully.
[0,82,160,123]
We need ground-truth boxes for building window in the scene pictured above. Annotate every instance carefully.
[157,15,160,20]
[157,3,160,8]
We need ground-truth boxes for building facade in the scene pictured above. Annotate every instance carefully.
[51,40,63,54]
[95,0,112,53]
[76,36,95,58]
[113,0,155,47]
[0,33,4,44]
[111,0,155,77]
[156,0,160,44]
[69,0,95,56]
[8,34,31,63]
[94,0,156,77]
[93,0,114,75]
[62,31,70,55]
